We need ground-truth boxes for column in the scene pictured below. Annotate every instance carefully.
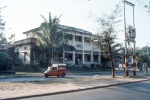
[132,41,136,76]
[73,34,76,65]
[125,39,129,76]
[91,51,93,63]
[99,49,101,65]
[63,50,65,64]
[125,54,129,76]
[73,52,75,65]
[82,34,84,64]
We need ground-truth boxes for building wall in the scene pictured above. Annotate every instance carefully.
[15,25,101,66]
[65,32,101,65]
[15,44,31,65]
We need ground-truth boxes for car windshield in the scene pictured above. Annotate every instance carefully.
[47,67,52,71]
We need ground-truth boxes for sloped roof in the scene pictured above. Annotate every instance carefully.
[23,25,92,35]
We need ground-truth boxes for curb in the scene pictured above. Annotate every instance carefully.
[2,79,149,100]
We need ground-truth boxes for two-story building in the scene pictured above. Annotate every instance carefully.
[14,25,101,67]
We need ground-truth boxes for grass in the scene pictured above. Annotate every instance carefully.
[0,72,44,78]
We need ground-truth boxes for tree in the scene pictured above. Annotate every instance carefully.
[0,7,7,47]
[136,46,150,62]
[92,4,122,78]
[0,51,12,71]
[0,6,15,72]
[135,0,150,13]
[34,12,76,65]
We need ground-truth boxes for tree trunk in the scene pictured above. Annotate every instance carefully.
[48,50,53,66]
[51,48,54,66]
[108,41,115,78]
[63,49,65,64]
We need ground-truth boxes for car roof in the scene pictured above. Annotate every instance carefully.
[53,64,66,67]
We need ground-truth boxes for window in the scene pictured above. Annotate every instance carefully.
[93,55,98,62]
[59,54,62,60]
[65,53,73,61]
[75,35,82,42]
[87,55,90,61]
[65,34,73,40]
[85,54,91,62]
[84,37,91,43]
[52,67,57,71]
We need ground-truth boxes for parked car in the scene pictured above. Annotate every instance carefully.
[44,64,67,78]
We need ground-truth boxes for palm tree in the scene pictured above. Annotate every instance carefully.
[34,12,76,65]
[101,40,124,64]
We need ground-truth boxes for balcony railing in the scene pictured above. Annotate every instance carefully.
[15,38,37,46]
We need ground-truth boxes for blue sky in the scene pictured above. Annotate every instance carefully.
[0,0,150,47]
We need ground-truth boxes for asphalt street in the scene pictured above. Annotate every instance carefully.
[19,80,150,100]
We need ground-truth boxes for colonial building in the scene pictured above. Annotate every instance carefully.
[14,25,101,67]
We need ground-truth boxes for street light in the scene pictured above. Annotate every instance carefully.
[123,0,136,76]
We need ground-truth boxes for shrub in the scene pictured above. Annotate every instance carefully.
[0,51,12,71]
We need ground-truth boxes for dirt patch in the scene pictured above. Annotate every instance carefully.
[0,76,147,99]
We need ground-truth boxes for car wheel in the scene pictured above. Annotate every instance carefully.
[57,75,60,77]
[45,74,48,78]
[61,73,65,77]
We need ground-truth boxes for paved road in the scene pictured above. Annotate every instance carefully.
[0,70,146,82]
[19,80,150,100]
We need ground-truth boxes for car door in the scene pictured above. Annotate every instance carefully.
[51,67,58,76]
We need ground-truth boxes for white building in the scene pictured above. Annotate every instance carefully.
[14,25,101,67]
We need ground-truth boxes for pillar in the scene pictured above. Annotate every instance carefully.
[73,52,75,65]
[91,51,93,63]
[73,34,75,65]
[82,34,85,64]
[133,41,136,76]
[125,54,129,76]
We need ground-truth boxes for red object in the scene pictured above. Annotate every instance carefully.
[44,65,67,78]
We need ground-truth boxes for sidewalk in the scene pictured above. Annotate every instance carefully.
[0,73,150,100]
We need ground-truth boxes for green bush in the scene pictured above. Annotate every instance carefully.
[0,51,12,71]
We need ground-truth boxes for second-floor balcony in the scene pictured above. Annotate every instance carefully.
[15,38,37,46]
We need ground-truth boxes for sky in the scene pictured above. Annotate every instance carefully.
[0,0,150,48]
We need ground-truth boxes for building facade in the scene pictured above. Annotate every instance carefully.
[14,25,101,67]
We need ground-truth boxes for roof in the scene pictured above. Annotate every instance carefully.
[23,25,92,35]
[60,25,92,35]
[23,27,40,34]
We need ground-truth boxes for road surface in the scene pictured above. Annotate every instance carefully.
[19,80,150,100]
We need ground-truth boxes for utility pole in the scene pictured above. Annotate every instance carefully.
[147,42,149,62]
[123,0,136,76]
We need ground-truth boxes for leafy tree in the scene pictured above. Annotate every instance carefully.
[135,0,150,13]
[0,7,7,47]
[136,46,150,62]
[92,4,122,78]
[101,41,124,69]
[0,6,15,72]
[0,51,12,71]
[34,12,76,65]
[139,0,150,12]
